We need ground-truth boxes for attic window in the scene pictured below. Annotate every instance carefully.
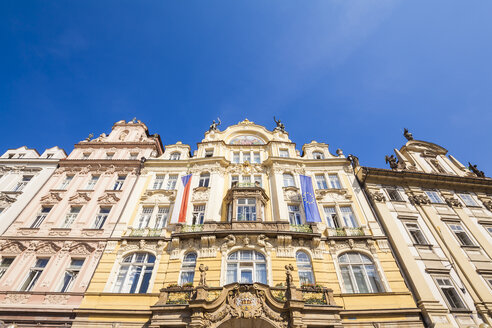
[205,149,213,157]
[313,151,324,159]
[170,152,181,160]
[46,154,54,159]
[18,154,25,158]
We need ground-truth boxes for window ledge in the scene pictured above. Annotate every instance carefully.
[414,243,434,248]
[104,189,123,193]
[461,245,481,250]
[50,227,72,231]
[3,191,22,195]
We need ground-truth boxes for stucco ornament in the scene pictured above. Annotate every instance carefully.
[97,192,121,204]
[69,192,92,204]
[0,192,17,206]
[408,194,430,205]
[221,234,236,253]
[368,191,386,203]
[444,197,462,208]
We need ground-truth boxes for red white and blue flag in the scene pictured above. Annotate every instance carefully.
[178,174,192,223]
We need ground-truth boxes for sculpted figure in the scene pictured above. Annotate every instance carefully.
[257,234,271,248]
[285,264,294,286]
[468,162,485,178]
[403,128,414,141]
[209,117,221,132]
[224,234,236,247]
[385,155,398,170]
[85,133,94,142]
[273,116,285,132]
[347,154,359,167]
[199,264,209,287]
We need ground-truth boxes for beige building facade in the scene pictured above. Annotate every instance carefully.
[355,130,492,328]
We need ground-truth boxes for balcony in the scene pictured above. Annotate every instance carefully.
[173,221,319,235]
[289,224,313,233]
[124,227,165,237]
[326,227,365,237]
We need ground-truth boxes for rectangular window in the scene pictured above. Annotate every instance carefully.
[324,207,340,228]
[484,276,492,290]
[233,152,240,163]
[59,175,73,190]
[279,149,289,158]
[242,175,251,184]
[205,149,214,157]
[192,205,206,224]
[166,174,178,190]
[153,175,165,190]
[85,175,99,190]
[155,207,170,229]
[138,207,154,229]
[231,175,239,187]
[253,152,261,163]
[486,226,492,236]
[254,175,262,187]
[436,277,467,310]
[113,175,126,190]
[106,153,114,160]
[283,174,295,187]
[61,206,82,228]
[0,257,14,279]
[199,173,210,187]
[93,207,111,229]
[19,258,49,291]
[425,191,444,204]
[288,205,302,225]
[59,259,84,292]
[457,193,478,207]
[46,153,54,158]
[328,174,341,189]
[18,154,25,158]
[243,152,251,163]
[0,208,4,214]
[386,187,403,201]
[340,206,358,228]
[449,224,475,246]
[405,222,428,245]
[315,174,328,189]
[31,206,52,228]
[237,198,256,221]
[12,176,32,192]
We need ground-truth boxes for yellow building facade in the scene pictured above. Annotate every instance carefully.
[73,120,422,328]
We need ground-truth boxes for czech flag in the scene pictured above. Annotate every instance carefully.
[178,174,192,223]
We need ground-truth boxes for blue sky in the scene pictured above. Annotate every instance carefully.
[1,1,491,173]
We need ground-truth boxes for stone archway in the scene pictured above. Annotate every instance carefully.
[218,318,277,328]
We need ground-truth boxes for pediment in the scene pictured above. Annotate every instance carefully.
[140,189,177,203]
[69,192,92,204]
[97,192,120,204]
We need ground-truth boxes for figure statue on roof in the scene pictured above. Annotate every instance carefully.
[273,116,285,132]
[209,117,221,132]
[468,162,485,178]
[403,128,414,141]
[347,154,360,168]
[85,133,94,142]
[385,155,399,170]
[130,117,138,124]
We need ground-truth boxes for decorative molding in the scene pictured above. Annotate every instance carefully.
[283,187,301,202]
[407,194,430,206]
[444,197,462,208]
[192,187,210,202]
[1,293,30,304]
[43,294,69,305]
[69,192,92,204]
[0,192,17,206]
[97,192,121,204]
[140,189,177,203]
[368,191,386,203]
[40,191,64,204]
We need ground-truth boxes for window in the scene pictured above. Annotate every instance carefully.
[231,175,239,187]
[340,206,358,228]
[405,222,428,245]
[106,153,114,160]
[113,175,126,191]
[232,152,240,164]
[339,253,384,293]
[237,198,256,221]
[243,152,251,163]
[312,151,324,159]
[283,173,295,187]
[279,149,289,158]
[449,224,475,246]
[170,152,181,160]
[457,193,478,207]
[315,174,328,189]
[242,175,251,184]
[199,173,210,187]
[288,205,302,225]
[155,207,170,229]
[386,187,403,201]
[12,176,32,192]
[19,258,49,291]
[59,259,84,292]
[61,206,81,228]
[254,175,262,187]
[82,153,90,160]
[486,226,492,236]
[153,175,165,190]
[93,207,111,229]
[205,149,214,157]
[31,206,52,228]
[59,175,73,190]
[484,276,492,290]
[166,174,178,190]
[425,191,444,204]
[296,251,314,285]
[46,153,54,159]
[0,208,4,215]
[114,253,155,293]
[8,154,14,159]
[192,205,206,224]
[324,207,340,228]
[435,277,467,310]
[129,153,138,160]
[253,152,261,163]
[0,257,14,279]
[328,174,341,189]
[226,250,267,284]
[137,207,153,229]
[179,253,197,285]
[85,175,99,190]
[18,153,25,158]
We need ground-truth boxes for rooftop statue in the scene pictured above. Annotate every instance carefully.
[403,128,414,141]
[468,162,485,178]
[208,117,221,132]
[385,155,399,170]
[347,154,359,168]
[273,116,285,132]
[85,133,94,142]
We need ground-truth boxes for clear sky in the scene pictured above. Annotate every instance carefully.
[1,1,491,173]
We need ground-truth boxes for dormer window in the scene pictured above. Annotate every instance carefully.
[18,154,25,159]
[46,153,54,159]
[82,153,90,160]
[313,151,324,159]
[205,149,214,157]
[106,153,114,160]
[170,152,181,160]
[279,149,289,158]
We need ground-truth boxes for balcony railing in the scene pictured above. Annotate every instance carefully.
[181,224,203,232]
[289,224,313,233]
[327,227,365,237]
[125,228,165,237]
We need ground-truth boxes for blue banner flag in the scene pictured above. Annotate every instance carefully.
[300,175,322,223]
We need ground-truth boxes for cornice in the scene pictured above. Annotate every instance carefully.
[74,141,159,150]
[358,166,492,193]
[59,159,141,167]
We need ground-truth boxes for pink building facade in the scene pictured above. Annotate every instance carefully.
[0,119,162,326]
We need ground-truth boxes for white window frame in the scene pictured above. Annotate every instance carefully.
[19,258,49,291]
[198,173,210,188]
[425,191,444,204]
[59,175,73,190]
[296,251,315,285]
[137,207,154,229]
[154,207,170,229]
[385,187,403,201]
[153,175,165,190]
[61,206,82,228]
[323,206,341,228]
[448,223,476,246]
[58,259,84,292]
[237,198,256,221]
[315,174,328,189]
[85,175,99,190]
[312,151,324,159]
[283,173,295,188]
[192,205,206,225]
[404,221,429,245]
[113,175,126,191]
[340,206,359,228]
[12,175,32,192]
[434,276,467,311]
[113,253,156,293]
[226,250,267,285]
[457,193,478,207]
[170,152,181,160]
[288,205,302,225]
[253,152,261,164]
[166,174,178,190]
[179,253,197,286]
[0,257,15,279]
[31,206,52,228]
[338,252,384,294]
[93,207,111,229]
[328,174,342,189]
[279,149,289,158]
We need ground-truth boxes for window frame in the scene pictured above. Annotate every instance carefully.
[283,173,296,188]
[226,250,267,285]
[328,174,342,189]
[404,221,429,245]
[315,174,328,190]
[93,206,111,229]
[312,151,324,159]
[448,223,476,247]
[457,193,479,207]
[192,204,206,225]
[31,206,52,228]
[0,257,15,280]
[433,276,468,311]
[425,190,445,204]
[58,258,84,292]
[296,251,315,285]
[385,187,403,202]
[113,253,156,293]
[198,173,210,188]
[113,175,126,191]
[19,258,49,291]
[338,252,384,294]
[170,152,181,160]
[179,252,197,286]
[288,205,302,225]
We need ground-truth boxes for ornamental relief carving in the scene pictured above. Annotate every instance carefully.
[226,162,265,175]
[98,192,121,204]
[69,192,92,204]
[480,198,492,212]
[0,240,27,254]
[1,293,30,304]
[40,191,64,204]
[444,197,462,208]
[140,189,177,203]
[407,194,430,206]
[283,187,301,202]
[192,187,210,202]
[120,239,166,256]
[0,192,17,205]
[328,238,377,255]
[43,294,69,305]
[315,189,351,202]
[368,191,386,203]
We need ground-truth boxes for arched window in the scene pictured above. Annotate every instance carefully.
[114,253,155,293]
[226,250,267,284]
[283,173,295,187]
[179,252,197,285]
[312,151,324,159]
[296,251,314,285]
[338,252,384,293]
[170,152,181,160]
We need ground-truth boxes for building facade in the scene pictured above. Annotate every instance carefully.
[0,120,162,326]
[74,119,421,328]
[355,130,492,327]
